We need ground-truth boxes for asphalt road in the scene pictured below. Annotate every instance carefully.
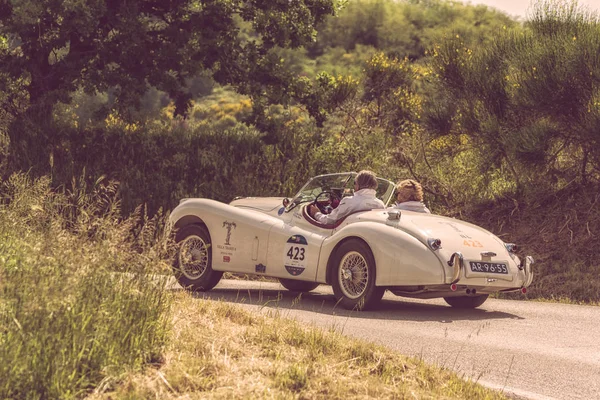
[180,279,600,400]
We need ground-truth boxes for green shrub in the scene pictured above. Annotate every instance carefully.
[0,174,172,399]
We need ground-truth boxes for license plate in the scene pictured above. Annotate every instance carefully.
[469,261,508,274]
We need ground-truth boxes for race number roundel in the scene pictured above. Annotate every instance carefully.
[284,235,308,276]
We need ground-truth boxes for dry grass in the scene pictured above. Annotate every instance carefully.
[89,292,506,400]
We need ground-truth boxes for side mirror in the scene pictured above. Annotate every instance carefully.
[283,198,290,207]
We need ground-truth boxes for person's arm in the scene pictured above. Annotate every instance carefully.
[368,198,386,209]
[313,198,352,224]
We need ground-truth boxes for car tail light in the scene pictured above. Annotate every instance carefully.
[521,287,527,294]
[427,238,442,251]
[450,283,457,291]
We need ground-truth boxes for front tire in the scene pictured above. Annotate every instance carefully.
[173,224,223,291]
[279,278,320,293]
[331,239,384,311]
[444,294,489,309]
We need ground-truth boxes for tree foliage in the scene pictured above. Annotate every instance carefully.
[2,0,341,112]
[0,0,338,170]
[427,0,600,194]
[310,0,516,61]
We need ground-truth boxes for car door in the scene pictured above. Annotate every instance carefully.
[265,204,332,281]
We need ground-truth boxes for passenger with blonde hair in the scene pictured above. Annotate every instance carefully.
[393,179,431,213]
[309,170,385,224]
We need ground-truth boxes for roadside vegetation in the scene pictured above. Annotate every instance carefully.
[0,177,505,399]
[1,0,599,397]
[0,175,173,399]
[90,293,505,399]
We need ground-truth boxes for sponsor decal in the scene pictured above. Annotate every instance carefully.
[255,263,266,273]
[285,266,304,276]
[218,221,237,258]
[284,235,308,276]
[278,207,285,215]
[222,221,237,245]
[439,221,463,233]
[287,235,307,245]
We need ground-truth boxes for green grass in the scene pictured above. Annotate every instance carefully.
[0,174,173,399]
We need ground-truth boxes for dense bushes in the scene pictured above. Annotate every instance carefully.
[427,1,600,195]
[44,82,403,214]
[46,119,310,214]
[0,174,172,398]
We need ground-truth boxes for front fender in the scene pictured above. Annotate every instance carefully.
[169,198,280,273]
[316,222,447,286]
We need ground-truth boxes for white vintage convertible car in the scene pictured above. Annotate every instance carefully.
[169,172,534,310]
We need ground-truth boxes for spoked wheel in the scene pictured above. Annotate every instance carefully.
[173,224,223,291]
[331,239,384,311]
[279,278,320,292]
[444,294,489,309]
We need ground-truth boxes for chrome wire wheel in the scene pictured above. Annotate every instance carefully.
[338,251,369,299]
[178,235,209,280]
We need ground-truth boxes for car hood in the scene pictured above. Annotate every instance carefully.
[348,209,512,262]
[229,197,285,213]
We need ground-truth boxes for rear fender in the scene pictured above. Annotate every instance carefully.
[317,222,446,286]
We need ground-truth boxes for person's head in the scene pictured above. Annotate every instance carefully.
[395,179,423,203]
[354,170,379,191]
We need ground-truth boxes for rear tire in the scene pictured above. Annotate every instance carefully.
[279,278,320,293]
[331,239,384,311]
[444,294,489,309]
[173,224,223,291]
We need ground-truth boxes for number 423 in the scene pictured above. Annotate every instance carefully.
[286,246,305,261]
[463,240,483,247]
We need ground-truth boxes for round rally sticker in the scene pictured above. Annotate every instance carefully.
[283,235,308,276]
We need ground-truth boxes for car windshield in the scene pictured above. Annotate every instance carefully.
[288,173,396,210]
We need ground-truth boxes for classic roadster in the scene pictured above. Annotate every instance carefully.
[169,172,534,310]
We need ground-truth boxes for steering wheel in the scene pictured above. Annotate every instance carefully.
[312,191,341,215]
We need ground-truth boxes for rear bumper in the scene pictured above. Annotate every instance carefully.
[522,255,534,287]
[445,252,534,288]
